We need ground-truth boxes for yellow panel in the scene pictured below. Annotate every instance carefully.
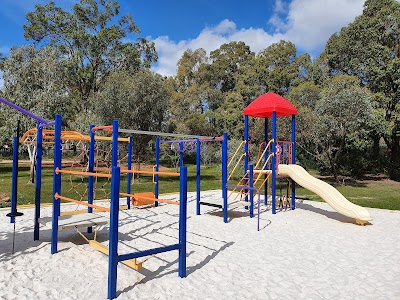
[88,241,143,270]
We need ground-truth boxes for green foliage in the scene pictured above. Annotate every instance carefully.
[257,40,311,95]
[313,75,376,179]
[324,0,400,179]
[0,45,70,145]
[94,70,169,160]
[23,0,157,112]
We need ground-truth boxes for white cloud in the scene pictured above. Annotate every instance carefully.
[153,23,282,76]
[153,0,364,75]
[282,0,365,51]
[152,0,365,76]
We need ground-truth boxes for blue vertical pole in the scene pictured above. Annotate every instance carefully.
[264,117,269,205]
[222,132,228,223]
[196,138,201,215]
[271,112,277,214]
[249,164,254,218]
[88,124,95,213]
[244,116,249,204]
[87,124,95,234]
[291,115,296,210]
[154,137,160,207]
[127,136,133,209]
[179,142,184,167]
[51,114,62,254]
[34,123,43,240]
[9,136,19,224]
[178,165,187,278]
[108,166,120,299]
[108,120,120,300]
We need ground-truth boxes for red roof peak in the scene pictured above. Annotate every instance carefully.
[243,92,298,118]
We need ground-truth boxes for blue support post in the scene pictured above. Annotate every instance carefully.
[154,137,160,207]
[178,165,187,278]
[108,120,120,300]
[249,164,254,218]
[9,136,19,224]
[88,124,95,212]
[222,132,228,223]
[87,124,95,234]
[127,136,133,209]
[196,138,201,215]
[291,114,296,210]
[179,142,184,167]
[34,123,43,240]
[264,117,269,205]
[271,112,277,214]
[244,116,249,205]
[108,166,120,299]
[51,114,62,254]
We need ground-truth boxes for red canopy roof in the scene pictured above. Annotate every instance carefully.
[243,92,298,118]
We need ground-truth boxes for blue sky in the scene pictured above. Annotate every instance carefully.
[0,0,366,76]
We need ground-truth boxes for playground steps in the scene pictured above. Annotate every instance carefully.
[88,240,143,270]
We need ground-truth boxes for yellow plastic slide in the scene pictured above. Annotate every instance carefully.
[278,164,372,225]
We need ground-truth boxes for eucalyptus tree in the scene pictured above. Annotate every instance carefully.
[0,45,69,142]
[257,40,312,96]
[324,0,400,179]
[24,0,157,112]
[1,45,69,182]
[312,76,376,181]
[95,70,169,162]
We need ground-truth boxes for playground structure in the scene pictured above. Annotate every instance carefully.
[48,115,188,299]
[1,92,374,298]
[232,92,372,225]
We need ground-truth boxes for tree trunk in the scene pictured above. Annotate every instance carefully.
[29,161,35,184]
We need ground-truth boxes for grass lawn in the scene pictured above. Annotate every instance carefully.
[0,162,399,210]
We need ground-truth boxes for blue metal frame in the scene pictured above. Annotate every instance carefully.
[127,136,133,209]
[108,120,120,299]
[196,138,201,215]
[264,118,269,205]
[179,142,184,167]
[9,136,19,224]
[291,114,296,209]
[249,164,254,218]
[271,112,277,214]
[222,132,228,223]
[87,124,95,234]
[51,114,62,254]
[154,137,160,207]
[178,165,188,277]
[34,123,43,240]
[244,116,249,205]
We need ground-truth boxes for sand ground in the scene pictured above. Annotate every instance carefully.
[1,191,399,300]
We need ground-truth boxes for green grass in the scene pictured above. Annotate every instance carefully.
[1,162,399,210]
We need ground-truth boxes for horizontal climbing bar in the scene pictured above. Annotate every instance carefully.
[120,192,179,205]
[54,193,110,212]
[159,136,224,143]
[119,128,221,139]
[118,243,181,262]
[55,168,111,178]
[92,125,112,133]
[120,169,180,176]
[0,96,51,125]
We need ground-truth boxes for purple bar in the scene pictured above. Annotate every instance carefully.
[40,121,55,128]
[0,97,51,125]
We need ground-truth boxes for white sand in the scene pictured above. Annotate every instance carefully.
[1,190,399,300]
